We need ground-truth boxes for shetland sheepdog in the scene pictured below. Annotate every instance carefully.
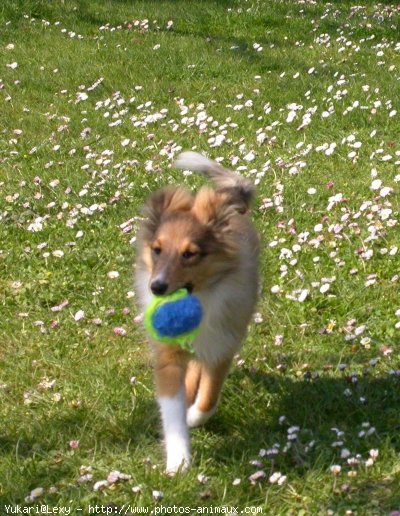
[135,152,259,474]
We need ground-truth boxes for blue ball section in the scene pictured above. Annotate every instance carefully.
[152,295,203,338]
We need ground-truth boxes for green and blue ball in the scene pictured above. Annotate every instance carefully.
[144,288,203,353]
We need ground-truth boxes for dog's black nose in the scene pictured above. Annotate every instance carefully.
[184,282,194,294]
[151,279,168,296]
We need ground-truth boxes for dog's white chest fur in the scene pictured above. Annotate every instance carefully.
[193,273,257,365]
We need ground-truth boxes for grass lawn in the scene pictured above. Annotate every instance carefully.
[0,0,399,513]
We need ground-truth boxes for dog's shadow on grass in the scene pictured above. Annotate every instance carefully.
[192,368,400,508]
[203,368,400,464]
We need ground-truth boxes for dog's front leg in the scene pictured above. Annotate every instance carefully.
[187,358,232,428]
[153,344,190,474]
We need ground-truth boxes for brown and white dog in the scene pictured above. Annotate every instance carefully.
[135,152,259,474]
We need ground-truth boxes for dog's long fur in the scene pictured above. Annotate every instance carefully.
[135,152,259,474]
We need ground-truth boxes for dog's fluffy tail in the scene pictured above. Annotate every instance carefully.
[174,151,254,211]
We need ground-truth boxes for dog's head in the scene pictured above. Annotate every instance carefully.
[138,186,239,296]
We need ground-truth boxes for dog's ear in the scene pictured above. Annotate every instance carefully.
[192,187,238,256]
[142,187,192,235]
[192,187,235,232]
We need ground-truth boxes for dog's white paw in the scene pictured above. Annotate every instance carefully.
[165,437,190,475]
[187,404,216,428]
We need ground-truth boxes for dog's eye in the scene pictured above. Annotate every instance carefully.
[152,246,162,256]
[182,250,197,260]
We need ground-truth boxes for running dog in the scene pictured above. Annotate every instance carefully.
[135,152,259,474]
